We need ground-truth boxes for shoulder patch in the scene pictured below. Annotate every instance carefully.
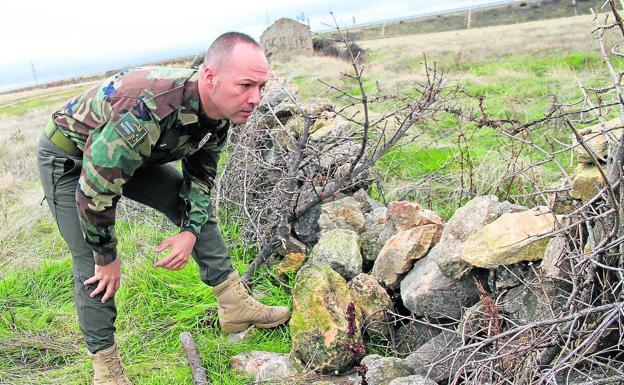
[113,112,148,148]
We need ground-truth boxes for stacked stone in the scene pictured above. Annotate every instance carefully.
[570,118,622,202]
[230,193,570,384]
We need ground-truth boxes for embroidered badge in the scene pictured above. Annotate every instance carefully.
[113,112,148,148]
[197,132,212,150]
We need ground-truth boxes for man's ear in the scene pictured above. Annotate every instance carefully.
[201,65,216,89]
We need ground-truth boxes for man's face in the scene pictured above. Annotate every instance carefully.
[199,43,269,125]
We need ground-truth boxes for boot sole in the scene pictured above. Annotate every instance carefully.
[221,316,290,333]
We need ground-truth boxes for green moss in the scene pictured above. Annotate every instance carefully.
[290,264,361,372]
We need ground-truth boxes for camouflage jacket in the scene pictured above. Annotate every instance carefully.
[52,67,229,266]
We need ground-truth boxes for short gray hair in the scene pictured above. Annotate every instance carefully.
[203,32,260,69]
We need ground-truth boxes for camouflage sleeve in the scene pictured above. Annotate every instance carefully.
[178,125,229,236]
[76,98,160,265]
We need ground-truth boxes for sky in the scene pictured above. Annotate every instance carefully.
[0,0,508,90]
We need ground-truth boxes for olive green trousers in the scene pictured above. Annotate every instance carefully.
[37,135,233,353]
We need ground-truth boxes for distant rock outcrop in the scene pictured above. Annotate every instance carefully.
[260,18,313,62]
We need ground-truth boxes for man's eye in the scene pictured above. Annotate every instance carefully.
[240,84,252,88]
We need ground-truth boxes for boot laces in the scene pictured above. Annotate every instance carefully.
[101,354,127,381]
[237,280,268,312]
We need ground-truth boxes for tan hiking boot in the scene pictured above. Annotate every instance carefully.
[88,343,132,385]
[213,271,291,333]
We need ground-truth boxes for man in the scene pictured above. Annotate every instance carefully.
[36,32,290,384]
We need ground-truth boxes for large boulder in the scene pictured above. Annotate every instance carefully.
[290,264,364,373]
[307,228,362,280]
[319,142,360,169]
[259,84,294,111]
[400,255,481,319]
[387,202,434,232]
[460,207,558,269]
[318,196,366,235]
[570,163,605,202]
[405,301,491,382]
[430,195,505,278]
[361,354,384,367]
[260,100,299,126]
[371,225,437,288]
[260,18,314,62]
[365,357,414,385]
[348,273,394,339]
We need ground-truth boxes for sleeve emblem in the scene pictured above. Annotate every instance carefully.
[113,112,148,148]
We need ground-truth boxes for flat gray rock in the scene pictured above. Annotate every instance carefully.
[400,255,480,319]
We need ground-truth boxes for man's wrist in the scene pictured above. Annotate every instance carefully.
[94,250,117,266]
[179,229,198,241]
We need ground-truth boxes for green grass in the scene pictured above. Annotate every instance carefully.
[377,145,456,180]
[0,87,90,116]
[0,220,291,384]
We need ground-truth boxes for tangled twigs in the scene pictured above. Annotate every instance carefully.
[218,20,445,280]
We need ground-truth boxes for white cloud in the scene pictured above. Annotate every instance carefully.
[0,0,505,89]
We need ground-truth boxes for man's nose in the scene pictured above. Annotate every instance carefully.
[247,87,262,106]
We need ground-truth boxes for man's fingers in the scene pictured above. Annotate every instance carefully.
[154,239,172,253]
[155,252,190,270]
[170,259,186,270]
[90,280,107,298]
[101,282,117,303]
[164,255,181,269]
[83,275,98,286]
[175,255,192,270]
[155,254,175,268]
[176,257,190,270]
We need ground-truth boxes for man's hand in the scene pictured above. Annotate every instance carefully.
[84,258,122,303]
[154,231,197,270]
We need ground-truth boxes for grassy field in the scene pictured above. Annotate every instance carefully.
[275,13,621,216]
[1,12,621,384]
[332,0,592,40]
